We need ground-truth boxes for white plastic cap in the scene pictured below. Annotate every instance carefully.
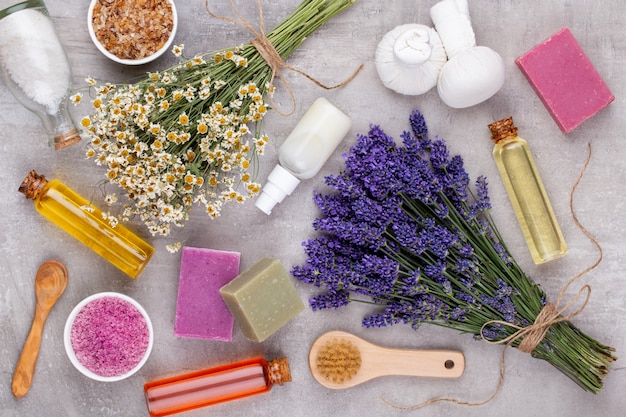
[255,165,301,215]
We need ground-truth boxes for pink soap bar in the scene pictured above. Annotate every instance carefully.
[174,247,240,341]
[515,27,614,133]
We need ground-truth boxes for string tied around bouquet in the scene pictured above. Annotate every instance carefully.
[205,0,364,116]
[481,284,591,353]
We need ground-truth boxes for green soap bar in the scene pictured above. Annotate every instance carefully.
[219,258,304,342]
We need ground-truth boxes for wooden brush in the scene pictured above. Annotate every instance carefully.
[309,330,464,389]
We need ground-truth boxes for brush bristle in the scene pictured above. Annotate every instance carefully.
[315,338,362,384]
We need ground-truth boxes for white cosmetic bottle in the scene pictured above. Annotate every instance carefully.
[255,97,352,215]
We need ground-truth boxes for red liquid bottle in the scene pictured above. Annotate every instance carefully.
[144,357,291,416]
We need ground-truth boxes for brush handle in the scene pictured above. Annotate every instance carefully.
[362,344,465,378]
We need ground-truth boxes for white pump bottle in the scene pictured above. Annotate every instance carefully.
[255,97,352,215]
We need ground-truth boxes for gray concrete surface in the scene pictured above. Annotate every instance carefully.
[1,1,624,416]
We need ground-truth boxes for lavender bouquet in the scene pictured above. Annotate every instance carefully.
[292,110,615,393]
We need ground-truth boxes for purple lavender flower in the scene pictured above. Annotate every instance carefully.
[429,138,450,171]
[477,323,507,342]
[409,109,429,138]
[473,175,491,211]
[309,289,350,311]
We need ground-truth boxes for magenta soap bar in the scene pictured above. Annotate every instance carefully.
[515,27,614,133]
[174,247,241,341]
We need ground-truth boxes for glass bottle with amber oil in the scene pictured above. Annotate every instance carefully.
[144,357,291,417]
[488,117,567,264]
[19,170,154,278]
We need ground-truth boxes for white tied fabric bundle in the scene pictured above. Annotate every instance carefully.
[375,0,505,108]
[375,24,447,95]
[430,0,505,108]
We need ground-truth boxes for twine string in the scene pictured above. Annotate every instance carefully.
[205,0,363,116]
[385,143,600,410]
[481,285,591,353]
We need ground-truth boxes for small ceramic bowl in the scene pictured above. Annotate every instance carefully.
[87,0,178,65]
[64,292,154,382]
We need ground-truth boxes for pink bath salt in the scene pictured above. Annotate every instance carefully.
[515,27,614,133]
[70,296,150,377]
[174,247,240,341]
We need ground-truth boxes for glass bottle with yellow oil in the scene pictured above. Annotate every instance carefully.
[19,170,154,278]
[488,117,567,264]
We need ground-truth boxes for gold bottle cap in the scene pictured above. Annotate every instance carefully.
[488,116,518,143]
[18,170,48,200]
[54,129,82,151]
[267,357,292,385]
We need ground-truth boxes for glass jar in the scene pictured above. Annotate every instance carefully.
[144,357,292,417]
[19,170,154,278]
[488,116,568,264]
[0,0,81,150]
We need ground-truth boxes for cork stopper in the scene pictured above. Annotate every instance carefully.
[54,129,82,151]
[18,170,48,200]
[488,116,518,143]
[267,357,292,386]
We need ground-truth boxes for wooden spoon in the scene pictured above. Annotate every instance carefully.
[12,260,68,398]
[309,330,465,389]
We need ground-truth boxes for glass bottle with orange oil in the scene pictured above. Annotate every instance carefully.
[488,117,567,264]
[144,357,291,417]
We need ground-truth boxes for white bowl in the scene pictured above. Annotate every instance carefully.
[64,292,154,382]
[87,0,178,65]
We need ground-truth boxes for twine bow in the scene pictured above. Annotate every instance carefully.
[205,0,363,116]
[481,285,592,353]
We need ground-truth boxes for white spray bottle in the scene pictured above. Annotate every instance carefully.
[255,97,352,215]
